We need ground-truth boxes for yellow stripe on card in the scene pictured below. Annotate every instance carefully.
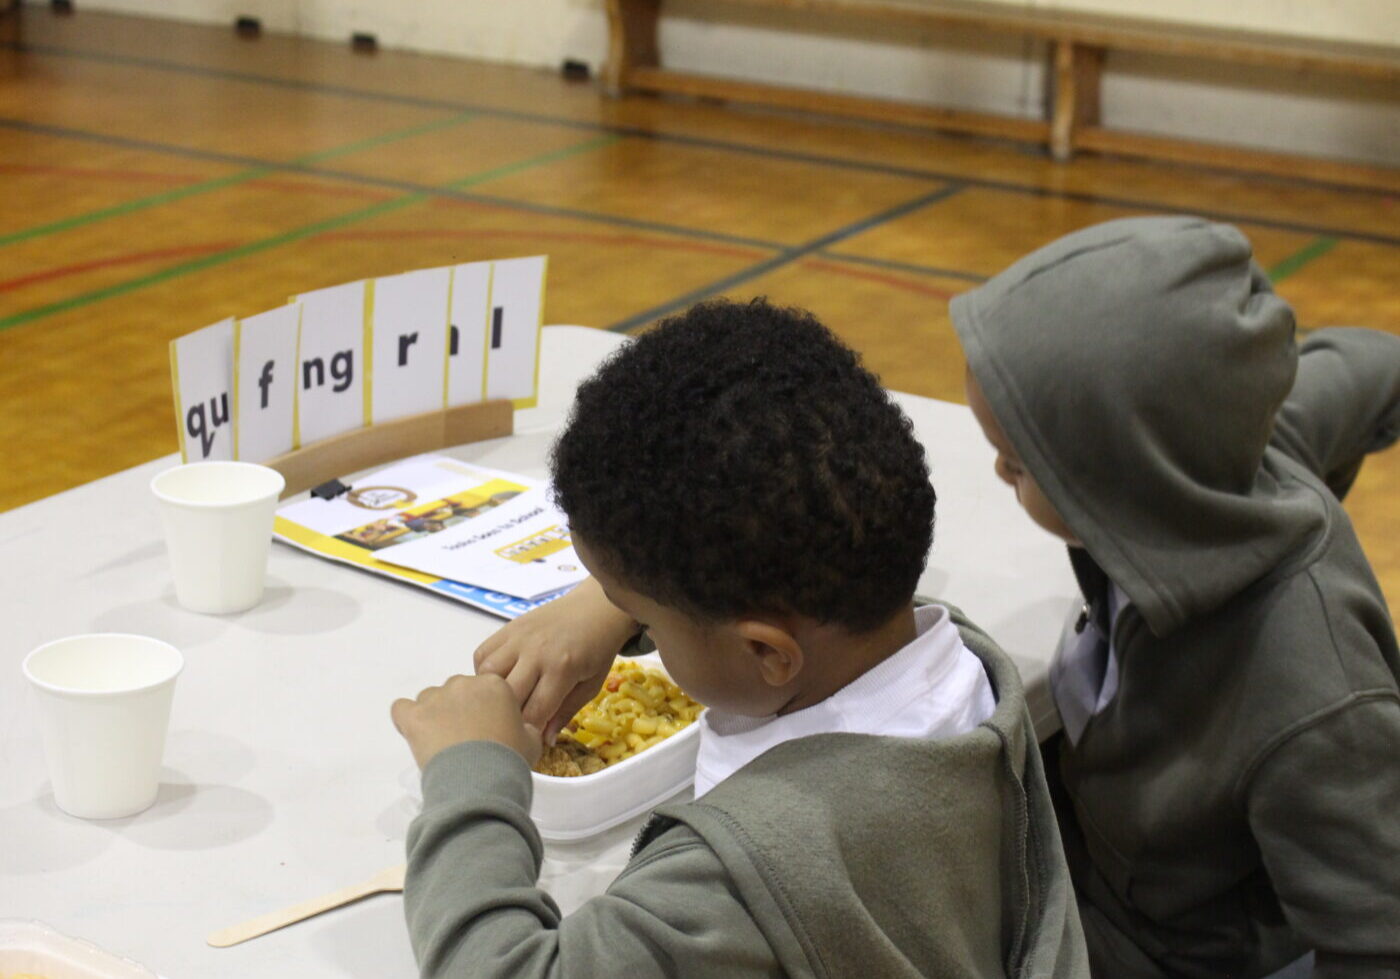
[362,279,375,425]
[231,318,242,460]
[169,338,187,462]
[514,253,546,411]
[481,263,495,403]
[442,267,455,408]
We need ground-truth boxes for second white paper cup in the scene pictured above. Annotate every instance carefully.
[23,633,183,820]
[151,461,285,614]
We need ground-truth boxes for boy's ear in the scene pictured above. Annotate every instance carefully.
[734,619,804,687]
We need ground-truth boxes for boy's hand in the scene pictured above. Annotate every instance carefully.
[391,674,543,770]
[474,577,639,744]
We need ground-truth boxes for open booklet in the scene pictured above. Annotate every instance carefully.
[273,454,586,619]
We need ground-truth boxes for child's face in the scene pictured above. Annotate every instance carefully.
[965,367,1082,546]
[573,536,802,717]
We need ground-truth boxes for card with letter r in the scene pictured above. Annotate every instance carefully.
[371,266,451,424]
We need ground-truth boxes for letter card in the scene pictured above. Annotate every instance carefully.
[170,317,235,462]
[295,279,369,446]
[483,255,546,409]
[446,260,490,407]
[234,303,300,463]
[371,266,451,423]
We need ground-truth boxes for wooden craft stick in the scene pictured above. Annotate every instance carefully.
[207,863,407,948]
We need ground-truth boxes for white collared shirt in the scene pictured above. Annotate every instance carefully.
[693,603,997,798]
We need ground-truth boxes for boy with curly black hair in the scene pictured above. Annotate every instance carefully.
[391,298,1089,978]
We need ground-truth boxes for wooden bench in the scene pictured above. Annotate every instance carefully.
[605,0,1400,188]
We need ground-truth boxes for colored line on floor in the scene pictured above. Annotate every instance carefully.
[314,227,774,262]
[0,241,240,293]
[0,118,793,256]
[0,163,393,201]
[0,133,620,334]
[0,162,194,184]
[1267,237,1339,283]
[816,251,988,284]
[606,184,967,333]
[6,38,1400,244]
[0,109,478,249]
[797,258,958,300]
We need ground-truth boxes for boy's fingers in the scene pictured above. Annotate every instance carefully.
[390,698,414,733]
[520,723,544,765]
[472,632,506,672]
[544,706,576,746]
[521,672,573,732]
[503,658,542,707]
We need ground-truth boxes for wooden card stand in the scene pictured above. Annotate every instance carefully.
[265,399,515,499]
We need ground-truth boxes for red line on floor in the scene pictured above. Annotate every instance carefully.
[0,162,200,184]
[314,227,771,261]
[245,178,395,200]
[798,258,959,300]
[0,164,394,200]
[0,242,241,293]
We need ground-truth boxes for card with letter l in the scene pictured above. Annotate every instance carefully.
[234,304,300,463]
[483,255,546,409]
[296,279,369,446]
[170,317,235,462]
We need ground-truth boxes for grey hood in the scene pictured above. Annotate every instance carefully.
[950,216,1329,636]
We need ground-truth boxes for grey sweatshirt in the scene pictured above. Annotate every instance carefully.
[404,608,1090,978]
[950,216,1400,979]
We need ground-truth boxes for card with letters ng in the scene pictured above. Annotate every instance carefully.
[273,454,582,619]
[167,255,546,465]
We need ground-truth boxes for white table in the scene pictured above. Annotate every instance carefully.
[0,326,1078,978]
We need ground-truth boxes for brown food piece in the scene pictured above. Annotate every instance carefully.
[532,734,607,777]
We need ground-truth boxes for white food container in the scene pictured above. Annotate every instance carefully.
[0,920,159,979]
[402,654,702,842]
[533,654,702,840]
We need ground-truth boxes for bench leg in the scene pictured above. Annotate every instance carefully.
[1048,41,1104,162]
[0,0,19,48]
[605,0,661,97]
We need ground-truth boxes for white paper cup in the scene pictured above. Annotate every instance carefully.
[23,634,184,820]
[151,461,285,614]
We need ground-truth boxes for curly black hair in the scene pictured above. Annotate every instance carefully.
[551,298,936,633]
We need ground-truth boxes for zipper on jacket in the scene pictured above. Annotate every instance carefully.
[1073,604,1091,634]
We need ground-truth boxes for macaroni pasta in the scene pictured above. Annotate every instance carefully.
[534,660,703,776]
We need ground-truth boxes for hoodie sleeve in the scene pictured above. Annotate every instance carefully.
[405,741,781,979]
[1244,697,1400,979]
[1271,328,1400,500]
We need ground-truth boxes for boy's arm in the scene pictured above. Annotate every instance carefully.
[406,741,781,979]
[1245,698,1400,979]
[1271,328,1400,500]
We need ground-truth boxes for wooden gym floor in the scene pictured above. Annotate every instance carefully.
[1,7,1397,609]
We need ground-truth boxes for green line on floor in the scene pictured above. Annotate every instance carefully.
[0,133,620,333]
[1268,237,1338,283]
[0,110,479,249]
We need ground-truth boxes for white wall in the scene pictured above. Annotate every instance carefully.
[36,0,1400,166]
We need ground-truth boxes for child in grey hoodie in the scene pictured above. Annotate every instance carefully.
[950,216,1400,979]
[392,299,1089,978]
